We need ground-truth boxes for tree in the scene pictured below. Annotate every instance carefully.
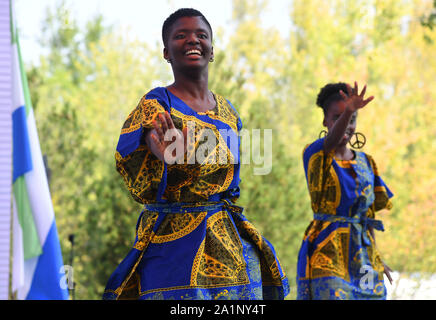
[28,1,172,299]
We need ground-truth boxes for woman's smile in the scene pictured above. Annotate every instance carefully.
[184,49,203,56]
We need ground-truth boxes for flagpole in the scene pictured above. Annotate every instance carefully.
[68,234,75,300]
[7,0,14,300]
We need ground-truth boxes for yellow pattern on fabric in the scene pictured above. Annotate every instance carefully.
[116,148,164,204]
[121,98,165,134]
[334,288,348,299]
[191,239,205,285]
[303,220,330,242]
[191,211,249,287]
[204,94,239,132]
[334,158,356,168]
[112,212,159,299]
[209,212,244,262]
[161,108,235,201]
[307,149,341,215]
[104,272,141,300]
[152,211,207,243]
[309,227,350,281]
[366,154,393,212]
[365,235,385,278]
[234,219,284,286]
[116,97,168,204]
[115,92,239,204]
[134,213,158,250]
[170,108,236,165]
[138,283,240,298]
[213,289,230,299]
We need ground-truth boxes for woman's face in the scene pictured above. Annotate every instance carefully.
[323,100,357,146]
[163,16,214,73]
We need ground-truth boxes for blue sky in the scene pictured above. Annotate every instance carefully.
[14,0,292,65]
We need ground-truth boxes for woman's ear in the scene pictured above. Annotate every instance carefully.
[322,117,327,127]
[163,47,169,62]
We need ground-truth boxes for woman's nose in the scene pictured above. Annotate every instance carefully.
[187,33,200,44]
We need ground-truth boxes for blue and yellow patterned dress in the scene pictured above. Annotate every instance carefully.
[103,87,289,300]
[296,137,393,300]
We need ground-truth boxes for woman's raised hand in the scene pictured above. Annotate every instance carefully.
[148,111,188,164]
[339,81,374,113]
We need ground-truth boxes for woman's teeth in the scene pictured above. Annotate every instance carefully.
[185,49,202,56]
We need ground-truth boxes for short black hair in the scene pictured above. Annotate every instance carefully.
[162,8,213,47]
[316,82,350,115]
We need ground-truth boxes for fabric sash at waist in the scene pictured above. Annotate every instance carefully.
[313,212,384,246]
[143,199,243,215]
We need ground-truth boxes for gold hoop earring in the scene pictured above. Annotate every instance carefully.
[349,132,366,149]
[319,130,328,139]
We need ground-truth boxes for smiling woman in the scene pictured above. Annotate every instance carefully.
[102,8,290,300]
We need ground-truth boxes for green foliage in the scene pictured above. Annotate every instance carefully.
[25,0,436,299]
[421,0,436,28]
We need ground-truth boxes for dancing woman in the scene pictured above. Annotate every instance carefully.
[296,82,393,300]
[103,8,289,300]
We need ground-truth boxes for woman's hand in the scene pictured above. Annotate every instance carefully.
[146,111,188,164]
[339,81,374,113]
[370,227,393,286]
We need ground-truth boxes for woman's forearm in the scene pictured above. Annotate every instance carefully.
[323,108,354,154]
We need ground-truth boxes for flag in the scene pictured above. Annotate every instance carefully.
[0,0,13,300]
[10,0,69,300]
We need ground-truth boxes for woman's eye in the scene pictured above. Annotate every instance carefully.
[198,33,208,39]
[175,34,185,39]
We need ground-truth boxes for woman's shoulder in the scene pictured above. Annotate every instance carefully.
[133,87,171,112]
[355,151,381,174]
[303,137,325,158]
[212,92,242,130]
[142,87,168,102]
[355,150,375,165]
[214,92,238,114]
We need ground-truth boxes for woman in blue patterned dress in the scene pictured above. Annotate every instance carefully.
[102,8,289,300]
[296,82,394,300]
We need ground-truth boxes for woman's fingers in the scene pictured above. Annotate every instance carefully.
[362,96,374,107]
[151,133,162,149]
[159,113,169,132]
[360,84,367,98]
[153,113,185,142]
[165,111,175,130]
[383,262,394,285]
[354,81,358,95]
[182,126,188,149]
[385,268,393,285]
[346,83,353,96]
[155,112,175,144]
[339,90,348,100]
[152,120,165,142]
